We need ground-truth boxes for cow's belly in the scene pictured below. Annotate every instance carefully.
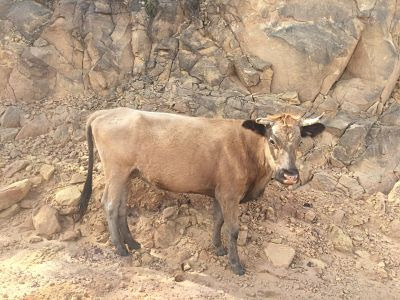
[133,159,217,197]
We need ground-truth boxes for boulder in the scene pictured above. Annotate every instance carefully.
[53,124,70,144]
[264,243,295,268]
[0,204,20,219]
[32,205,61,237]
[40,164,55,181]
[349,126,400,194]
[6,0,51,40]
[344,22,400,106]
[325,112,355,137]
[0,128,19,142]
[0,179,31,210]
[309,172,337,192]
[381,103,400,126]
[332,78,382,114]
[3,160,29,178]
[332,120,374,165]
[337,174,365,198]
[190,56,224,87]
[279,91,300,105]
[55,185,81,206]
[16,114,50,140]
[1,106,22,128]
[233,56,260,88]
[177,49,198,72]
[329,225,353,253]
[246,0,363,100]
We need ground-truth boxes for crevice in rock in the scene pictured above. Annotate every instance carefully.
[6,82,17,102]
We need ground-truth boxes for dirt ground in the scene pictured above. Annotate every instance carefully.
[1,94,400,299]
[1,177,400,299]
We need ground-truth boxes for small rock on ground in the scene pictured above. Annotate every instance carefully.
[70,173,86,184]
[162,206,178,220]
[388,181,400,204]
[237,230,248,246]
[32,205,61,237]
[40,164,55,181]
[0,128,19,142]
[60,229,81,241]
[0,204,20,219]
[388,220,400,239]
[329,225,353,253]
[15,114,50,140]
[264,243,295,268]
[3,160,29,178]
[154,222,178,248]
[55,185,81,206]
[0,179,31,210]
[1,106,22,128]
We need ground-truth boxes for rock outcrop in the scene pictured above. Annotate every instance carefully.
[0,0,400,195]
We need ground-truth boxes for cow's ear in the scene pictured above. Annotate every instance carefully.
[242,120,268,136]
[300,123,325,137]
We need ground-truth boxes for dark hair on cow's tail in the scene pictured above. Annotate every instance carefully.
[75,124,94,222]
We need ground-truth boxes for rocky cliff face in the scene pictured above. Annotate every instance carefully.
[1,0,400,194]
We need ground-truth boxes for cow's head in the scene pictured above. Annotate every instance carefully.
[243,113,325,185]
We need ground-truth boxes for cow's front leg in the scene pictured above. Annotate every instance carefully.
[219,195,245,276]
[212,199,227,256]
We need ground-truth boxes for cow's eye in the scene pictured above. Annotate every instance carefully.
[269,138,276,145]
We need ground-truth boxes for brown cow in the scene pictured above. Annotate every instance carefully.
[76,108,325,275]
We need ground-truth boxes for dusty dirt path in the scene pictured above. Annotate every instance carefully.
[1,182,400,300]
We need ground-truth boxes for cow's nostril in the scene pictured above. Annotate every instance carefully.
[284,174,297,179]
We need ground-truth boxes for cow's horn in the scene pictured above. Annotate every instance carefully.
[255,118,272,126]
[300,112,325,127]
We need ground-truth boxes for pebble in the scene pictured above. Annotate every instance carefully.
[29,235,43,243]
[304,209,317,223]
[237,230,248,246]
[162,206,178,220]
[182,262,191,271]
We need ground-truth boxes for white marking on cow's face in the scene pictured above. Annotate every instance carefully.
[265,123,301,185]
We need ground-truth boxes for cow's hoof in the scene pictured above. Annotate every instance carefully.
[231,263,245,276]
[127,240,141,250]
[116,246,130,256]
[215,246,227,256]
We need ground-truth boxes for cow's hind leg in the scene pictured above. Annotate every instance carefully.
[212,199,227,256]
[118,185,141,250]
[104,176,130,256]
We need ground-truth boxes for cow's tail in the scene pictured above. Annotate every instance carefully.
[75,122,94,222]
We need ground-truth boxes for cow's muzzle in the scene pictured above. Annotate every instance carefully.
[276,169,299,185]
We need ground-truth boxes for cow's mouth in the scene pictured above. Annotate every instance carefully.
[282,178,299,185]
